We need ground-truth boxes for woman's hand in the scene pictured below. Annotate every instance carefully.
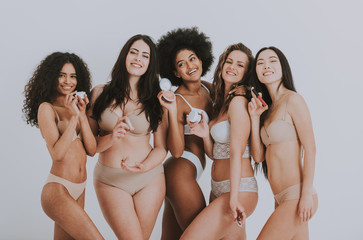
[188,112,209,138]
[111,116,131,142]
[248,88,268,118]
[121,156,146,173]
[157,90,177,113]
[76,94,89,117]
[229,198,247,227]
[64,92,80,117]
[298,195,314,222]
[229,84,246,96]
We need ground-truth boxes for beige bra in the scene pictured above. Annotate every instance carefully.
[260,99,298,147]
[98,106,150,136]
[53,107,81,141]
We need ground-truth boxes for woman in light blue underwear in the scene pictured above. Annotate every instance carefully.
[157,27,214,239]
[181,43,258,240]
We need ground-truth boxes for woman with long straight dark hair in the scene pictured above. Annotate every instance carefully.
[23,52,103,239]
[249,47,318,239]
[88,34,167,239]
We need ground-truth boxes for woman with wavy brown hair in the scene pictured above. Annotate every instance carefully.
[181,43,258,240]
[23,52,103,239]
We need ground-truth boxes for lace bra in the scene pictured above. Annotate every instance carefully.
[210,120,250,159]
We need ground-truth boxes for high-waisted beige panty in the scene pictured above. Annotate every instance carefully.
[45,173,86,200]
[274,183,317,205]
[93,161,164,195]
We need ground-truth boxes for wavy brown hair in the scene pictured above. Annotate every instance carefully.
[211,43,254,118]
[23,52,92,127]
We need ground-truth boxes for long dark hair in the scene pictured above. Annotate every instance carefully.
[23,52,92,127]
[211,43,254,118]
[157,27,214,86]
[251,46,297,178]
[92,34,162,132]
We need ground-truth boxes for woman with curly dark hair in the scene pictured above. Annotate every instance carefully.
[22,52,103,239]
[87,34,167,239]
[181,43,258,240]
[157,27,214,239]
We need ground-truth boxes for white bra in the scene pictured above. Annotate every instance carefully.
[175,83,210,136]
[210,120,250,159]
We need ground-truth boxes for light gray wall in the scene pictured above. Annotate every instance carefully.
[1,0,362,239]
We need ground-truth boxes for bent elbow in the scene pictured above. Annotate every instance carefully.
[87,149,97,157]
[171,149,184,159]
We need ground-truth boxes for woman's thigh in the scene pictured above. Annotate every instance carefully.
[94,181,143,240]
[181,192,258,240]
[41,183,103,240]
[133,173,166,240]
[164,157,206,229]
[258,195,318,240]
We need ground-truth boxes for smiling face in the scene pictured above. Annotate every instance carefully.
[222,50,249,85]
[125,39,150,77]
[174,49,203,82]
[57,63,77,95]
[256,49,283,85]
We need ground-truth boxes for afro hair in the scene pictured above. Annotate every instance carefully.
[157,27,214,86]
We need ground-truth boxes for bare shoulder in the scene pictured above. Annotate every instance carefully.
[38,102,54,116]
[230,95,249,106]
[201,80,212,91]
[286,91,307,107]
[37,102,57,126]
[90,84,106,102]
[229,96,248,115]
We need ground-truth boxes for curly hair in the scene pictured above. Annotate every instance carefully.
[23,52,92,127]
[250,46,296,178]
[92,34,163,132]
[211,43,254,118]
[157,27,214,86]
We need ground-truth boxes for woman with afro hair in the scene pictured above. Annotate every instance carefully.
[87,34,167,239]
[23,52,103,239]
[157,27,214,239]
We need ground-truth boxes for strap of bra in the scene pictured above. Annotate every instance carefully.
[51,105,60,122]
[282,95,290,121]
[201,83,210,94]
[175,93,193,111]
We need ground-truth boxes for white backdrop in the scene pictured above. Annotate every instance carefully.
[1,0,362,239]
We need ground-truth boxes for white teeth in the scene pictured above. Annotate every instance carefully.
[132,63,142,68]
[263,72,273,76]
[189,69,197,74]
[226,71,236,76]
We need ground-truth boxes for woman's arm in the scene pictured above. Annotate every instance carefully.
[122,109,168,172]
[248,90,268,163]
[77,95,96,156]
[289,93,316,222]
[229,97,250,223]
[158,91,185,158]
[188,113,213,159]
[38,100,78,161]
[87,85,130,153]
